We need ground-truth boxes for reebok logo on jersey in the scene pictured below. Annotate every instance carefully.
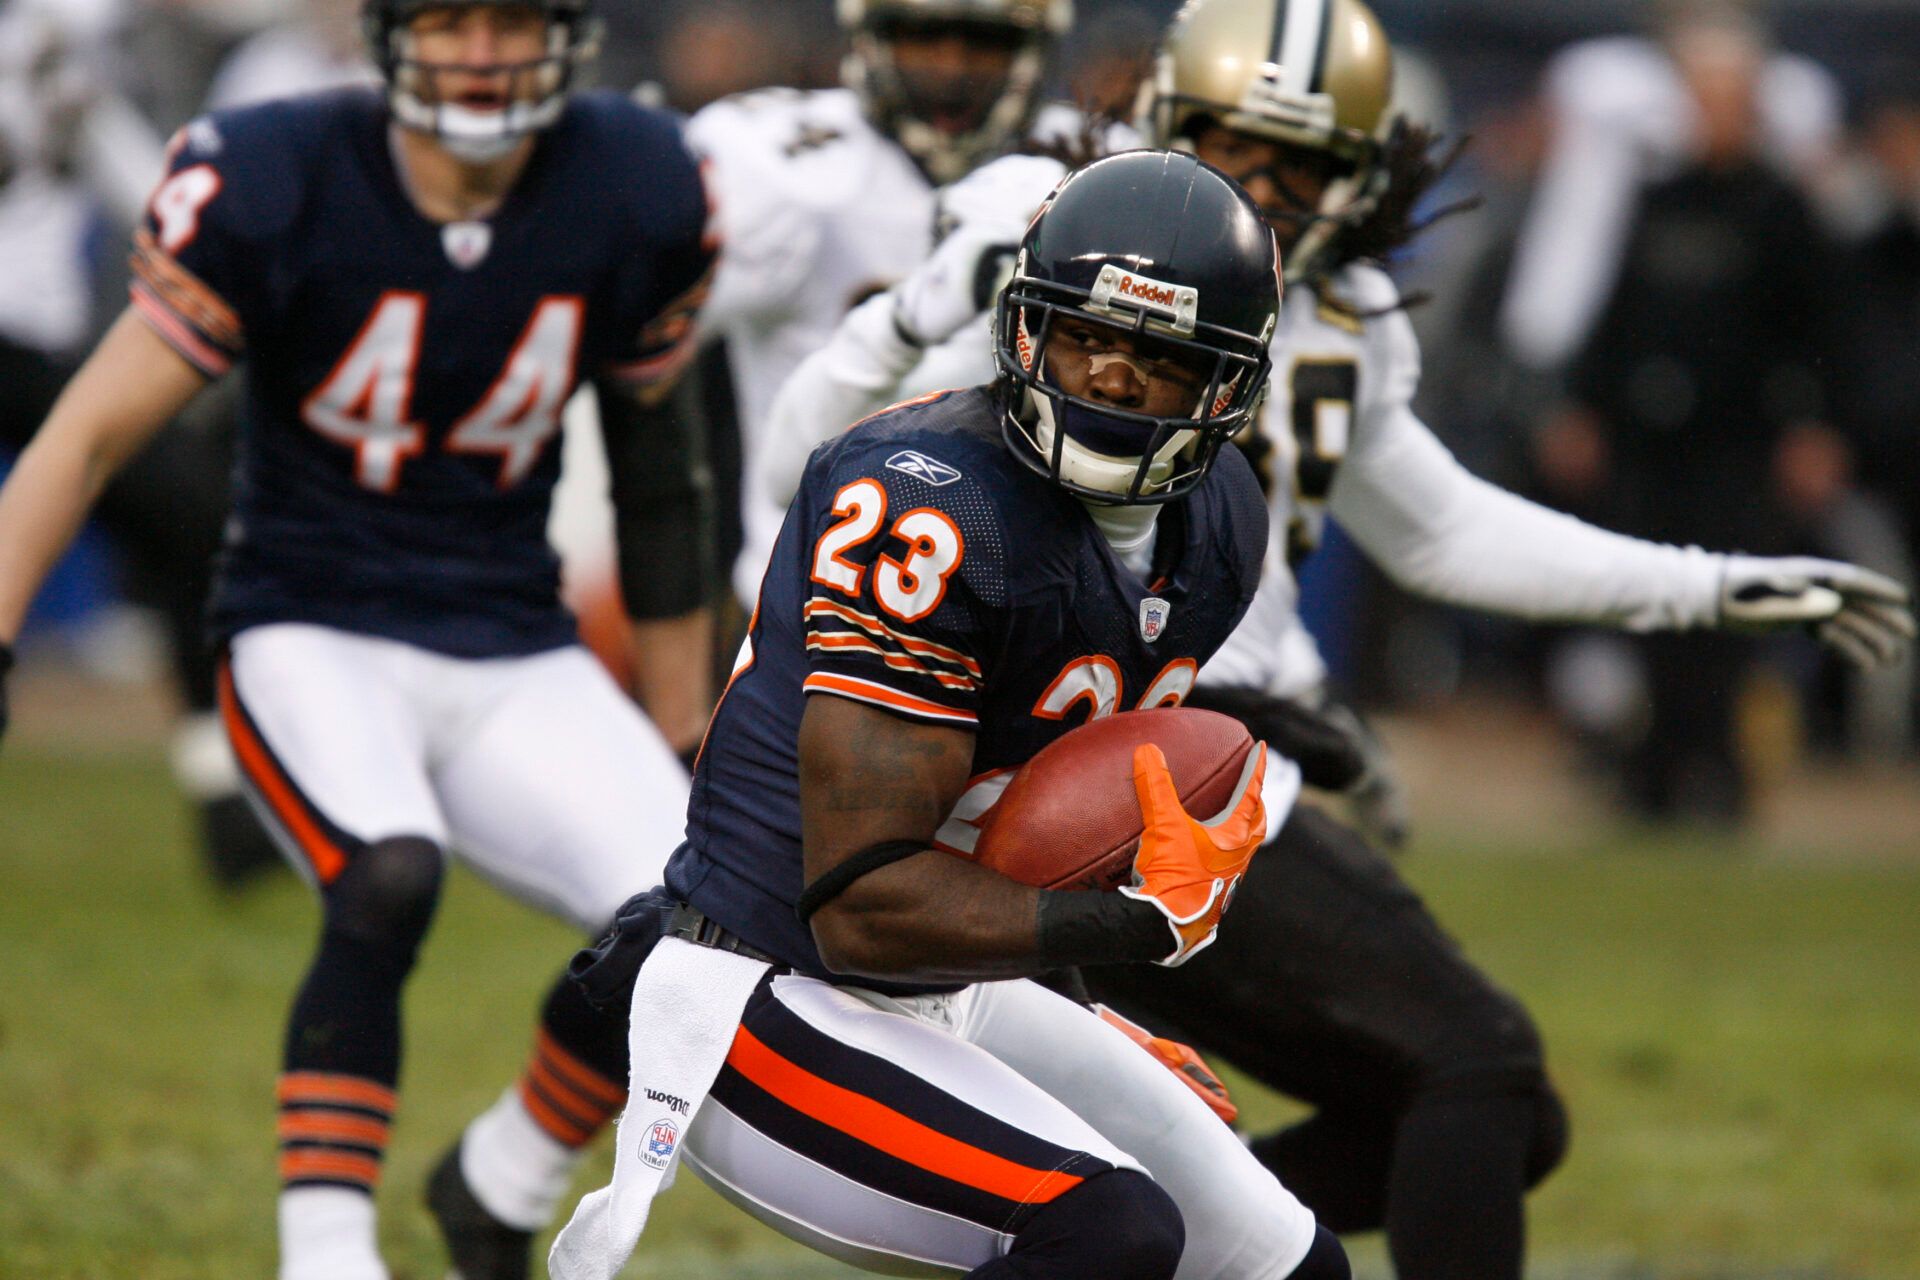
[886,450,963,487]
[1089,264,1199,336]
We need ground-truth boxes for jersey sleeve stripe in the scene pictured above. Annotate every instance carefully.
[130,230,243,360]
[131,284,235,378]
[607,263,715,385]
[805,634,977,691]
[802,672,978,726]
[803,599,983,676]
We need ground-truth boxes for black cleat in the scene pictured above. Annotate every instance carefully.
[427,1140,533,1280]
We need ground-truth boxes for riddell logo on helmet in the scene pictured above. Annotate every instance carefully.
[1088,263,1199,335]
[1115,274,1178,307]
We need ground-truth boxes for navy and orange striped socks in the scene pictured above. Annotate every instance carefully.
[277,1070,395,1192]
[275,1071,395,1280]
[519,1028,628,1149]
[458,1030,629,1229]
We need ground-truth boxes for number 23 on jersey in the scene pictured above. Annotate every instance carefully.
[809,479,964,623]
[300,292,583,492]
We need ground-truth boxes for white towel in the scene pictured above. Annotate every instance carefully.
[548,935,770,1280]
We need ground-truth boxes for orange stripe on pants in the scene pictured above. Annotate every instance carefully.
[219,663,349,883]
[725,1025,1085,1207]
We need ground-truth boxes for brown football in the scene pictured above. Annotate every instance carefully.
[960,707,1255,891]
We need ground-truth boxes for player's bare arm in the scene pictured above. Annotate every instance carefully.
[0,308,206,645]
[798,692,1043,982]
[627,611,713,753]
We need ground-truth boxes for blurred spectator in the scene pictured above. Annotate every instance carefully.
[639,0,834,112]
[1527,15,1870,822]
[1499,0,1843,374]
[202,0,373,109]
[123,0,300,131]
[0,0,271,879]
[1828,63,1920,567]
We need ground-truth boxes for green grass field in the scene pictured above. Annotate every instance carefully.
[3,749,1917,1279]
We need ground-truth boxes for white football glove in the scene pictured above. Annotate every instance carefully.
[1718,554,1916,669]
[893,154,1064,348]
[891,215,1022,349]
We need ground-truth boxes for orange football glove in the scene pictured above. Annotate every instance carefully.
[1119,741,1268,967]
[1095,1004,1239,1125]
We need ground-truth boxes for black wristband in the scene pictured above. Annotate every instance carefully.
[1036,890,1171,967]
[0,640,12,674]
[796,838,928,923]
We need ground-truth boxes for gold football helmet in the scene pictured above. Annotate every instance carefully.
[840,0,1074,184]
[1142,0,1395,282]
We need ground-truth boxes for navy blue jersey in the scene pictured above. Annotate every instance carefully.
[665,387,1268,988]
[132,89,712,656]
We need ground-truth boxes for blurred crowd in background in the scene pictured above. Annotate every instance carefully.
[4,0,1919,829]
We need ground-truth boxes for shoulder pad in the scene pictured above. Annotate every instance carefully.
[1321,262,1402,317]
[168,91,357,239]
[563,91,706,238]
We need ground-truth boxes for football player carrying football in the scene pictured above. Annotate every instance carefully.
[749,1,1916,1277]
[0,1,716,1276]
[546,151,1350,1280]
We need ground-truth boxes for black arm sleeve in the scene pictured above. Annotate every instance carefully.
[596,376,715,619]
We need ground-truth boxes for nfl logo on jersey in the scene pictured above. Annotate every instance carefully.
[885,449,962,486]
[641,1117,680,1170]
[441,220,493,269]
[1140,597,1172,643]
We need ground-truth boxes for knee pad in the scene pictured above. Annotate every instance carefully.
[1285,1225,1350,1280]
[323,837,445,964]
[1016,1169,1183,1280]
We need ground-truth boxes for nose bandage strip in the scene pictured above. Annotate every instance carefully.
[1087,352,1153,381]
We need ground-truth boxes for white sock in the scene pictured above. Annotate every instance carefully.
[461,1087,587,1231]
[278,1186,388,1280]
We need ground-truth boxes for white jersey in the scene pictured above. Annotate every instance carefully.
[759,150,1732,702]
[687,87,942,602]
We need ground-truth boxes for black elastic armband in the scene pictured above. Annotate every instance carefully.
[1036,891,1172,968]
[796,839,928,923]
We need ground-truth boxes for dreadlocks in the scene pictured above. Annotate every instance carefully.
[1320,117,1480,316]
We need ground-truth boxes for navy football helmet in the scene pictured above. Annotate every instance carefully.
[363,0,600,161]
[993,149,1281,505]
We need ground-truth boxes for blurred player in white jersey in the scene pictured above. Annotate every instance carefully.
[685,0,1075,608]
[753,1,1915,1275]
